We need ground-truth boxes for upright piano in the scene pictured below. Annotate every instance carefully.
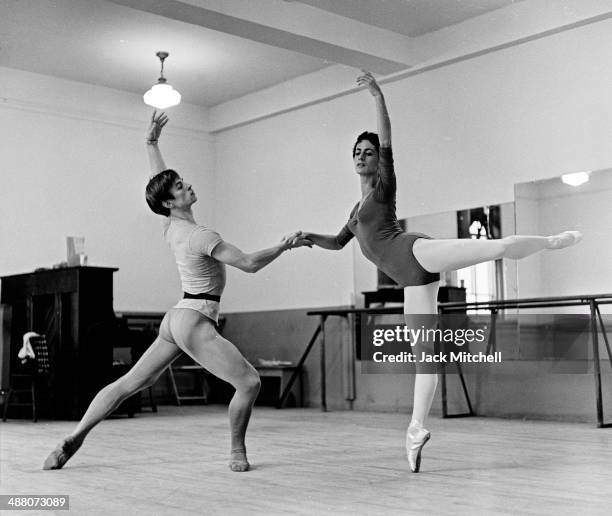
[1,267,118,419]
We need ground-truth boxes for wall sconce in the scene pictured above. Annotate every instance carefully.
[561,171,590,187]
[143,51,181,109]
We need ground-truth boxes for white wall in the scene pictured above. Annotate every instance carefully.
[214,105,356,311]
[0,67,213,312]
[213,18,612,312]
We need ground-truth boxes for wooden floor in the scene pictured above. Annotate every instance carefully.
[1,406,611,516]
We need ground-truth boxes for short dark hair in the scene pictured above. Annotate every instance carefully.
[145,169,179,217]
[352,131,380,157]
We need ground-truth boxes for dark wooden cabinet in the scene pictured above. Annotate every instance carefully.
[1,267,118,420]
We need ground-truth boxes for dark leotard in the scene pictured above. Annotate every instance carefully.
[336,146,440,287]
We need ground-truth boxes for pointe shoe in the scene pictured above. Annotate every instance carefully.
[406,426,431,473]
[42,437,81,470]
[547,231,582,250]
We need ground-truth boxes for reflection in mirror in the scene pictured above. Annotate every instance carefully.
[514,169,612,305]
[401,202,516,305]
[455,206,501,305]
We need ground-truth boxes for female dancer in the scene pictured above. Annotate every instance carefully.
[303,72,581,473]
[43,111,310,472]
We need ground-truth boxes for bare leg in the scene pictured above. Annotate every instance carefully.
[72,336,180,440]
[167,309,261,472]
[404,282,439,473]
[413,231,582,273]
[43,326,182,469]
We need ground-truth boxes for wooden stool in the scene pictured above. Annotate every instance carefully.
[255,365,303,408]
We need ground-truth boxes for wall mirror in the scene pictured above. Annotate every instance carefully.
[399,203,516,305]
[514,168,612,301]
[355,167,612,311]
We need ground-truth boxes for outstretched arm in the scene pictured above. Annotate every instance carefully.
[145,110,168,176]
[302,233,343,251]
[212,232,312,273]
[357,72,391,147]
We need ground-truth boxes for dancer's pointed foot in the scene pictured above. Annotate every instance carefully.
[406,425,431,473]
[229,448,250,472]
[42,436,82,470]
[547,231,582,250]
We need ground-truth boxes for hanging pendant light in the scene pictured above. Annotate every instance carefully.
[143,51,181,109]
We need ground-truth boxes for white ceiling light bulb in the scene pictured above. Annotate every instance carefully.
[143,51,181,109]
[561,171,590,187]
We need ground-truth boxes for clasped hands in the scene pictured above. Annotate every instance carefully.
[281,231,313,250]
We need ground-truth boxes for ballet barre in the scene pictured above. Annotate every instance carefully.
[438,293,612,428]
[299,305,472,412]
[300,306,473,413]
[292,294,612,426]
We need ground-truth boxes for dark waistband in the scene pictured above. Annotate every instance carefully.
[183,292,221,302]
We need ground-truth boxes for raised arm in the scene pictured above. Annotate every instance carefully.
[212,232,312,273]
[357,72,391,147]
[145,110,168,176]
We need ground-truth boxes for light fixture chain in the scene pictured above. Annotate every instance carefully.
[144,51,181,109]
[156,51,169,80]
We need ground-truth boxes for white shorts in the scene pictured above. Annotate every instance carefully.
[172,298,220,324]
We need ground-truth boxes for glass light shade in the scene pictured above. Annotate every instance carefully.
[561,171,590,187]
[143,82,181,109]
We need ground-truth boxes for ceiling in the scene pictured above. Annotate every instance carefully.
[0,0,543,107]
[294,0,519,37]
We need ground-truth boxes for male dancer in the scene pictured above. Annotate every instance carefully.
[43,111,310,472]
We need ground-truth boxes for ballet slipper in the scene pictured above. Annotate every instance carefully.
[229,449,250,472]
[547,231,582,250]
[42,436,82,470]
[406,425,431,473]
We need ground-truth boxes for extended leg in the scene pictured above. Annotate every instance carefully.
[43,330,181,470]
[413,231,581,273]
[168,309,261,472]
